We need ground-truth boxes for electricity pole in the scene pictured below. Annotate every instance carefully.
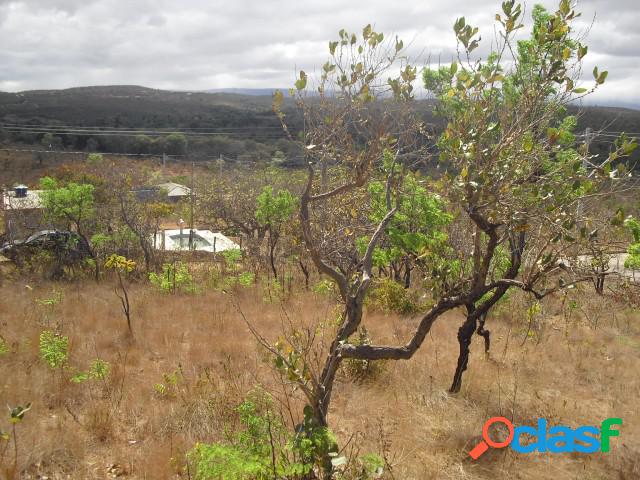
[189,159,195,251]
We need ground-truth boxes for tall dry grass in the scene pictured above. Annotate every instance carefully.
[0,276,638,479]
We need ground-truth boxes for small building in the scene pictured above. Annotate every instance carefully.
[132,182,191,203]
[153,229,239,253]
[2,185,45,241]
[156,182,191,201]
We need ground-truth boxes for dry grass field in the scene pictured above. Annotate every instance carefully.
[0,274,639,479]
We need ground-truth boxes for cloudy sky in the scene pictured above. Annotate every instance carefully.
[0,0,637,106]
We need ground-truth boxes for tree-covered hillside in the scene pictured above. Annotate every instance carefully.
[0,85,638,167]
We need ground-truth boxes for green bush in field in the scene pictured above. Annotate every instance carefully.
[624,217,640,270]
[188,390,345,480]
[149,262,197,294]
[71,358,111,383]
[367,278,421,314]
[39,330,68,369]
[238,271,255,287]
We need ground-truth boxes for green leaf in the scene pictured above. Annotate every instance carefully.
[578,45,588,60]
[523,135,533,152]
[597,71,608,85]
[295,70,307,90]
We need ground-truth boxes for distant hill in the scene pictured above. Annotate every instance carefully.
[0,85,280,122]
[0,85,303,164]
[0,85,639,167]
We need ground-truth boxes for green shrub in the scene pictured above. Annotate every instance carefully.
[368,278,421,314]
[71,358,110,383]
[35,289,63,307]
[238,271,255,287]
[358,453,385,478]
[313,278,337,296]
[39,330,68,369]
[342,327,385,382]
[86,153,104,165]
[189,443,273,480]
[221,248,242,267]
[153,368,184,399]
[149,262,197,294]
[188,390,336,479]
[624,217,640,270]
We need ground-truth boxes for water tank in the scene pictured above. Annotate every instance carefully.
[14,185,28,198]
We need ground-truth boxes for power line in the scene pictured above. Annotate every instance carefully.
[0,147,185,157]
[0,127,293,139]
[0,126,290,137]
[0,121,286,132]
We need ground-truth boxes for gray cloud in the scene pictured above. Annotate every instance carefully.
[0,0,637,106]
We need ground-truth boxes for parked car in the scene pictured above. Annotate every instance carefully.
[0,230,91,262]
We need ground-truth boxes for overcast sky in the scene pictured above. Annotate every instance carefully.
[0,0,637,106]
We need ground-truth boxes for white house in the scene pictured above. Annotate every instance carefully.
[156,182,191,200]
[2,185,45,240]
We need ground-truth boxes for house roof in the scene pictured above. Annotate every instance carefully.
[2,189,44,210]
[156,182,191,197]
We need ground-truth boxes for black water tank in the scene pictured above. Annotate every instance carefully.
[14,185,28,198]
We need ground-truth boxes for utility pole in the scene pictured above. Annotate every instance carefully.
[584,127,592,169]
[189,160,195,251]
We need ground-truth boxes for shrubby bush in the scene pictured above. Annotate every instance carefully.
[367,278,423,315]
[149,262,198,294]
[187,389,383,479]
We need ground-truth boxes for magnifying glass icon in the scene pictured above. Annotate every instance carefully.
[469,416,514,459]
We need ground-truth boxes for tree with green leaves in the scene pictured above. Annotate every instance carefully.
[624,217,640,271]
[255,186,295,280]
[421,0,635,392]
[198,165,304,260]
[272,22,420,432]
[165,133,188,156]
[362,171,452,287]
[39,176,100,279]
[105,254,136,335]
[264,1,636,452]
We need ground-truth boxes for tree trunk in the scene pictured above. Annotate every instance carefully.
[449,304,478,393]
[476,311,490,356]
[269,236,278,281]
[403,257,412,289]
[391,261,401,283]
[78,232,99,281]
[312,297,363,426]
[298,258,310,289]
